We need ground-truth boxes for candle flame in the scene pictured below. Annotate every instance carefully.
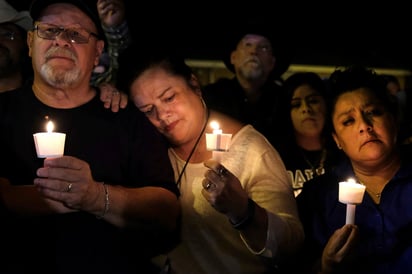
[46,121,54,133]
[347,178,357,184]
[210,121,220,130]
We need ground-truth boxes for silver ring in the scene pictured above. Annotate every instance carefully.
[218,166,227,177]
[112,90,120,96]
[66,183,72,192]
[205,182,215,190]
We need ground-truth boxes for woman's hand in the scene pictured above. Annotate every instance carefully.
[202,159,249,221]
[99,82,128,112]
[320,224,359,273]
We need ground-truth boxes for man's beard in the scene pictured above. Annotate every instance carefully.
[40,63,81,88]
[239,58,264,81]
[40,47,81,88]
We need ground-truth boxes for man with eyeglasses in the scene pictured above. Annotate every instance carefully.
[0,1,180,273]
[0,0,33,92]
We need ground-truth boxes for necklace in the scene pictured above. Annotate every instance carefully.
[301,148,327,176]
[366,187,382,204]
[175,106,210,188]
[363,184,381,199]
[356,178,382,202]
[369,190,382,199]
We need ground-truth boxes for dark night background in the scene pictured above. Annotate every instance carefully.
[10,0,412,71]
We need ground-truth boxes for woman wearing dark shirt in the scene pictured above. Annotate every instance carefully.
[297,66,412,274]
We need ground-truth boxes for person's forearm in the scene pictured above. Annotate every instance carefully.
[96,185,180,230]
[236,201,268,251]
[0,182,70,215]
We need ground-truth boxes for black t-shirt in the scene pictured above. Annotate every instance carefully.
[0,84,178,274]
[275,140,344,196]
[203,77,285,145]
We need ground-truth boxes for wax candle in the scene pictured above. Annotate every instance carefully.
[338,178,366,224]
[205,121,232,162]
[33,120,66,158]
[205,121,232,151]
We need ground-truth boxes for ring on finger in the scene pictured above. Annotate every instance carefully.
[204,182,215,191]
[65,183,73,193]
[217,166,227,177]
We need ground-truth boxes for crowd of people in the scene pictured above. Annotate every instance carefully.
[1,1,411,274]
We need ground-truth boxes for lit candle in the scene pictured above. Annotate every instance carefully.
[205,121,232,161]
[33,120,66,158]
[206,121,231,151]
[338,178,366,224]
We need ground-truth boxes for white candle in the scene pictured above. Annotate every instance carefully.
[205,121,232,151]
[339,178,366,224]
[339,179,366,204]
[205,121,232,161]
[345,204,356,225]
[33,121,66,158]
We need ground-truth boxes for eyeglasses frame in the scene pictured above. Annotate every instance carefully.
[33,21,99,44]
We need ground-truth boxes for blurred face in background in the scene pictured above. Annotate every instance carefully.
[230,34,275,81]
[291,84,327,140]
[332,88,397,165]
[0,23,26,78]
[386,80,400,96]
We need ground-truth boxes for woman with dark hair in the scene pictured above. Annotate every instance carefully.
[117,45,304,274]
[274,72,343,196]
[296,65,412,274]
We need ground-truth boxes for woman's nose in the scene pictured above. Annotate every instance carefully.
[301,102,312,113]
[359,117,373,133]
[157,107,170,121]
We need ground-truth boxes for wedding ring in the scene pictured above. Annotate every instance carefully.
[66,183,73,192]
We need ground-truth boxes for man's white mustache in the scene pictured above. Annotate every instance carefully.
[45,47,76,61]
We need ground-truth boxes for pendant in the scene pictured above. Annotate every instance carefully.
[315,167,325,176]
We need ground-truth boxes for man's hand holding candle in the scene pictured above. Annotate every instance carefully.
[34,156,106,218]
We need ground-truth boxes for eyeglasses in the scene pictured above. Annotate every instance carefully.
[33,22,99,44]
[0,31,15,41]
